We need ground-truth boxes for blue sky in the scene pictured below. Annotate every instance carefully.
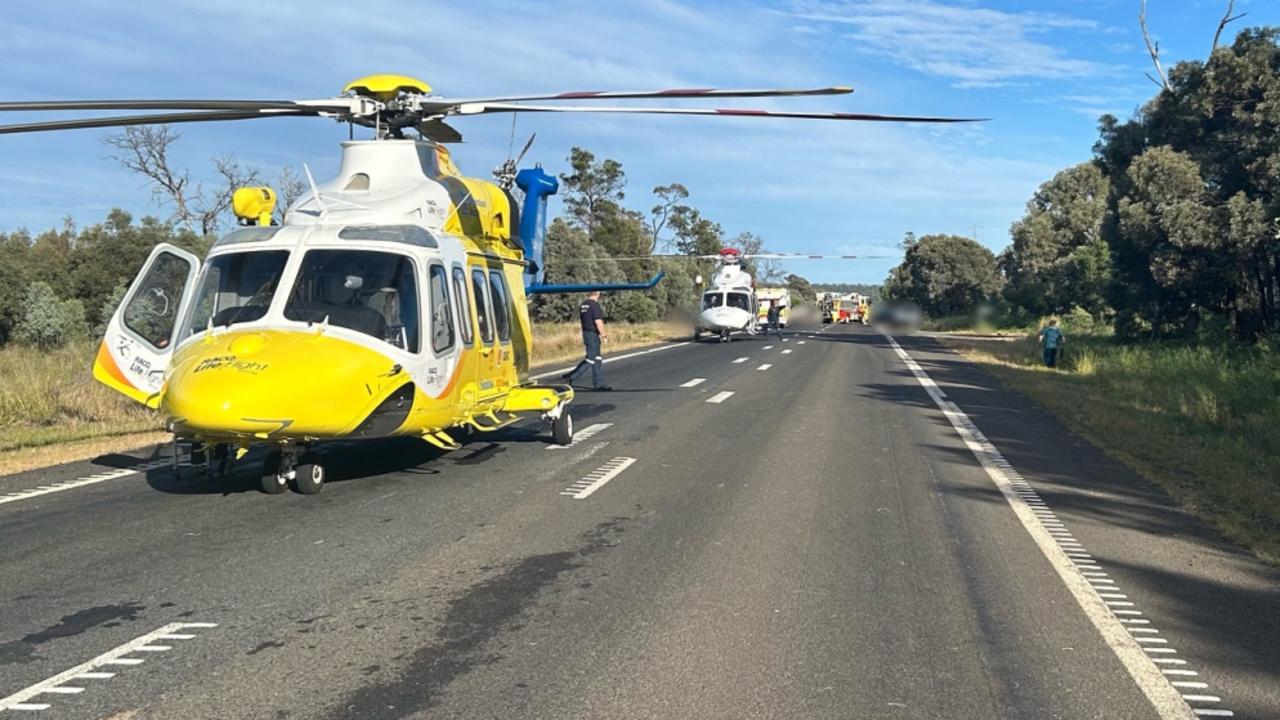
[1,0,1275,284]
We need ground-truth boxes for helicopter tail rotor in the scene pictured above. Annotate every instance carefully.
[494,131,536,190]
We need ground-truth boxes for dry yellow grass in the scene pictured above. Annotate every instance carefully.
[0,341,162,452]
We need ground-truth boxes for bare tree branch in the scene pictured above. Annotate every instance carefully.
[104,126,272,236]
[1212,0,1247,52]
[197,157,262,236]
[103,126,196,229]
[275,166,307,224]
[1140,0,1171,91]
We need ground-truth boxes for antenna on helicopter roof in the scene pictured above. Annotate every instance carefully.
[302,163,328,218]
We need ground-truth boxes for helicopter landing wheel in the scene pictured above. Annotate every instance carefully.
[260,451,288,495]
[552,410,574,446]
[719,329,730,343]
[291,461,325,495]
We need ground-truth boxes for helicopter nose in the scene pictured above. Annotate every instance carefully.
[162,330,413,439]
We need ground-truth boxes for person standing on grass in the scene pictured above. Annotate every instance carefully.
[1038,318,1064,368]
[562,291,612,391]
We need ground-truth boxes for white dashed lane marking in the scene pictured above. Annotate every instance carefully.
[560,457,636,499]
[706,391,735,404]
[885,333,1228,720]
[0,622,216,713]
[781,349,793,354]
[546,422,612,451]
[733,357,748,364]
[679,378,706,388]
[762,345,774,350]
[757,364,772,371]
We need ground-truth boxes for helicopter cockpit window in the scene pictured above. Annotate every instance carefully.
[471,268,493,343]
[428,264,455,354]
[488,270,512,343]
[338,225,438,249]
[123,251,193,350]
[285,250,420,352]
[183,251,289,336]
[727,292,751,312]
[702,292,725,311]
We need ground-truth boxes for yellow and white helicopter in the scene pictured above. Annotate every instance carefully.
[0,74,980,494]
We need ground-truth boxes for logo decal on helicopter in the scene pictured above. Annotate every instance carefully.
[193,355,270,375]
[129,356,152,376]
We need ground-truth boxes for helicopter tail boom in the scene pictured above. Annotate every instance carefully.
[525,272,667,295]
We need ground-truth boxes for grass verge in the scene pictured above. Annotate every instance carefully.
[0,322,686,472]
[530,320,686,367]
[1,341,162,455]
[939,332,1280,564]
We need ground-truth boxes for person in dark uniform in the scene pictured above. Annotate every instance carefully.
[766,300,783,341]
[562,291,611,391]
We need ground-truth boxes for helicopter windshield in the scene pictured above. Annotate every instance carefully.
[284,249,420,352]
[701,292,724,310]
[183,251,290,336]
[727,292,751,312]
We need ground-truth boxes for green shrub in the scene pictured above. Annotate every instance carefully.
[606,292,660,323]
[14,282,89,349]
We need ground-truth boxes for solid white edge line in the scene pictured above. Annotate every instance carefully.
[0,622,216,712]
[882,332,1198,720]
[531,340,693,381]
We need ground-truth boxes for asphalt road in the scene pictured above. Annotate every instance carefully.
[1,323,1277,719]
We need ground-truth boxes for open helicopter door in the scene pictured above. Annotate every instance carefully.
[93,244,200,408]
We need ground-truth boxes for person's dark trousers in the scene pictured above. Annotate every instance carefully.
[568,331,605,386]
[1043,346,1057,367]
[769,322,782,340]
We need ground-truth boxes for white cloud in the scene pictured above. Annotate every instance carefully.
[784,0,1110,88]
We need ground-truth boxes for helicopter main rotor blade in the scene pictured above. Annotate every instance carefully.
[452,103,987,123]
[582,253,896,261]
[428,86,855,106]
[0,99,351,113]
[0,108,322,135]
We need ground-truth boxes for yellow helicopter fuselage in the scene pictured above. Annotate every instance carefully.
[94,139,570,454]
